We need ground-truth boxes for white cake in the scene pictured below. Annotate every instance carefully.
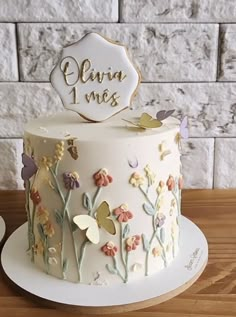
[22,109,182,285]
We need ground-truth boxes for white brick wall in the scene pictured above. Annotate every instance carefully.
[0,0,235,189]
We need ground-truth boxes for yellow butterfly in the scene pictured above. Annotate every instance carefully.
[123,113,162,130]
[73,201,116,244]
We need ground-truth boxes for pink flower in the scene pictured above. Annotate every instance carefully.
[113,204,133,223]
[126,235,141,252]
[30,188,41,205]
[178,176,183,190]
[93,168,113,187]
[166,175,175,191]
[101,241,118,256]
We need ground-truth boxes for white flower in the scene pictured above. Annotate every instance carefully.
[48,257,57,265]
[48,247,57,254]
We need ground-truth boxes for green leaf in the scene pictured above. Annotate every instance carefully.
[160,228,165,243]
[63,259,69,273]
[122,224,130,239]
[83,192,92,211]
[142,233,150,252]
[71,221,78,232]
[105,264,117,274]
[143,203,155,216]
[54,209,63,226]
[37,223,45,240]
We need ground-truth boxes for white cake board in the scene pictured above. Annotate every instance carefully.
[0,216,6,245]
[1,216,208,314]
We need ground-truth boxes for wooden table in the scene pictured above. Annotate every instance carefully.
[0,190,236,317]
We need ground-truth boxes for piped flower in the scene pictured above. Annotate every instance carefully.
[166,175,175,191]
[178,176,183,190]
[93,168,113,187]
[43,221,55,238]
[21,153,38,181]
[126,235,141,251]
[155,213,166,228]
[37,206,49,224]
[113,204,133,223]
[152,246,162,257]
[129,172,145,187]
[101,241,118,257]
[54,141,64,162]
[156,180,165,194]
[144,165,156,185]
[41,156,53,171]
[63,172,80,190]
[30,188,41,205]
[33,240,44,255]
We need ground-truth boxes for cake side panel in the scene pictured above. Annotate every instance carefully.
[23,127,182,285]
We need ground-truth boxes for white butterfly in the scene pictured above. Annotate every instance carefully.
[73,201,116,244]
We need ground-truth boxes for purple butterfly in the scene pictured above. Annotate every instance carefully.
[128,156,138,168]
[21,153,38,181]
[156,109,175,121]
[180,116,188,139]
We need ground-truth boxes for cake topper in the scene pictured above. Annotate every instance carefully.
[50,33,140,122]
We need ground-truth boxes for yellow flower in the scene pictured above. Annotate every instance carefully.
[152,246,162,257]
[33,239,44,255]
[144,165,156,185]
[41,156,53,170]
[54,141,65,162]
[37,206,49,224]
[171,220,178,237]
[129,172,145,187]
[43,221,55,238]
[156,180,165,194]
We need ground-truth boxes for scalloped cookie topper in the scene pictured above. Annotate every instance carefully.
[50,33,140,122]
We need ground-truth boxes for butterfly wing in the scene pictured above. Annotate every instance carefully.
[156,109,175,121]
[73,215,100,244]
[139,113,162,129]
[21,153,38,181]
[96,201,116,235]
[180,116,189,139]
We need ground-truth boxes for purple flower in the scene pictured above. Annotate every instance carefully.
[155,213,166,228]
[21,153,38,181]
[63,172,80,190]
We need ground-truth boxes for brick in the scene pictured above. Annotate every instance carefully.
[181,138,214,189]
[0,139,23,189]
[121,0,236,23]
[18,23,218,82]
[214,138,236,188]
[0,0,118,22]
[0,23,18,81]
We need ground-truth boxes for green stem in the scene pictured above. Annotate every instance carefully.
[112,256,125,282]
[120,223,126,270]
[61,190,71,279]
[78,238,89,281]
[45,236,49,274]
[125,252,129,283]
[172,190,180,216]
[155,232,167,267]
[31,204,36,262]
[49,166,80,280]
[139,186,155,209]
[145,251,149,276]
[91,187,102,215]
[25,180,31,251]
[171,234,175,259]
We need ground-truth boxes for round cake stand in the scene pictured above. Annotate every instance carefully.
[1,216,208,314]
[0,216,6,246]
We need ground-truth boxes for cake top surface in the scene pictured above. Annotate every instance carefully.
[25,109,179,141]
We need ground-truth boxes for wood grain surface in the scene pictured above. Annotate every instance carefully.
[0,189,236,317]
